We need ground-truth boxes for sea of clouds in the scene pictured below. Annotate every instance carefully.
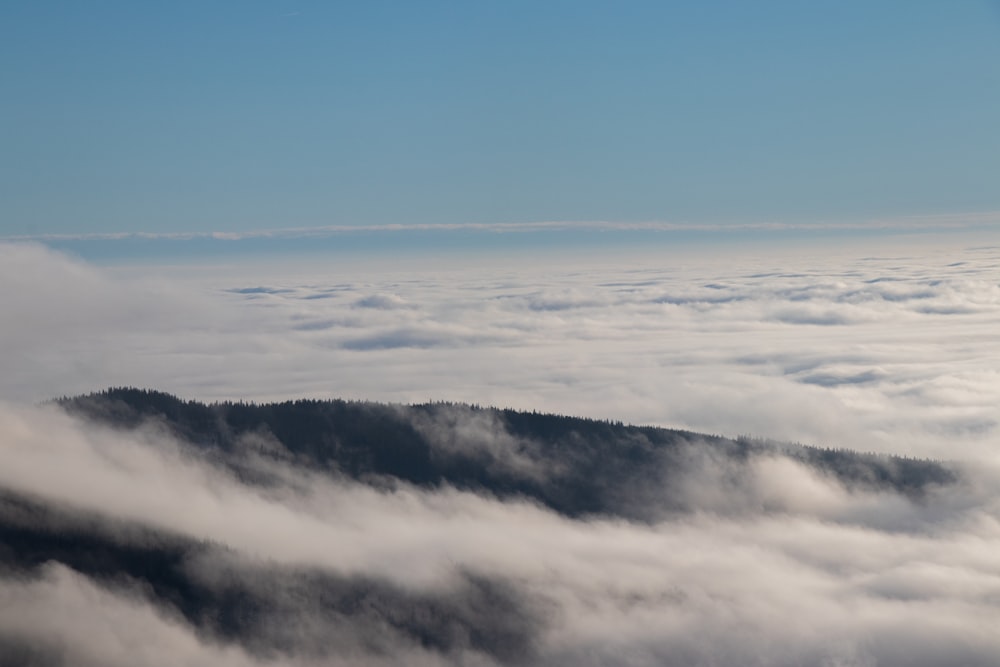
[2,236,999,459]
[2,235,1000,664]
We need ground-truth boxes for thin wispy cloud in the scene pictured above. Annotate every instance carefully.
[4,211,1000,243]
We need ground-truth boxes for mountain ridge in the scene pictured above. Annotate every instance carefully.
[0,386,976,666]
[56,387,957,521]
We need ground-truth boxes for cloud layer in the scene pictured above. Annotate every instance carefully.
[1,402,1000,666]
[3,238,999,460]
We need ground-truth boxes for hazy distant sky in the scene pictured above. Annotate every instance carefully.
[3,1,1000,239]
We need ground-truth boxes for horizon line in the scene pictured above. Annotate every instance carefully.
[4,210,1000,244]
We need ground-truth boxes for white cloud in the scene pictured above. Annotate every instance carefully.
[2,237,1000,462]
[3,403,1000,664]
[0,563,265,667]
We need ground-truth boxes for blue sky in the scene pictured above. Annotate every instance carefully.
[3,1,1000,240]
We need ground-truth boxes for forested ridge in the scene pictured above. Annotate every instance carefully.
[0,387,966,665]
[56,387,955,517]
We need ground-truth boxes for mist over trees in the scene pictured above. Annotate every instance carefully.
[0,387,982,666]
[57,387,954,519]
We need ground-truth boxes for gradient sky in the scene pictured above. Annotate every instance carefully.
[3,1,1000,238]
